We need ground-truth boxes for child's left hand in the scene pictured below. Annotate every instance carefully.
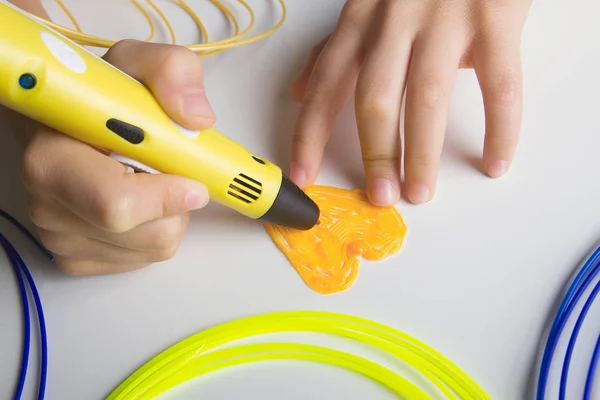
[289,0,533,205]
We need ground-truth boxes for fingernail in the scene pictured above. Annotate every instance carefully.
[370,179,399,206]
[487,160,508,178]
[183,91,214,119]
[290,163,307,188]
[407,184,430,204]
[184,182,209,210]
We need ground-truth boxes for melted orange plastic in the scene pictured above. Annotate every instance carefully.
[264,185,407,294]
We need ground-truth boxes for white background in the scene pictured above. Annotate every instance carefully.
[1,0,600,399]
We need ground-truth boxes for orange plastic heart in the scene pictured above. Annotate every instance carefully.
[264,185,407,294]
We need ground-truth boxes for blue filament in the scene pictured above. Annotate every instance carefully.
[536,245,600,399]
[0,209,53,400]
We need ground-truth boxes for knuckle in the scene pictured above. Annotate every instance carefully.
[381,1,415,27]
[92,194,134,233]
[335,0,368,42]
[37,230,67,256]
[341,0,369,21]
[154,45,197,78]
[111,38,137,51]
[335,17,361,43]
[413,80,446,110]
[356,95,397,119]
[147,217,185,251]
[153,245,179,263]
[54,258,87,276]
[302,63,358,104]
[362,152,398,169]
[28,200,49,229]
[103,39,139,62]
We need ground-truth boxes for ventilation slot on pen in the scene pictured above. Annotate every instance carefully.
[227,173,263,204]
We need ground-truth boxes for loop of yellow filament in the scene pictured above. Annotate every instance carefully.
[32,0,286,57]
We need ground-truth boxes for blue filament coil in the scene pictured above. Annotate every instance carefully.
[536,244,600,399]
[1,209,53,400]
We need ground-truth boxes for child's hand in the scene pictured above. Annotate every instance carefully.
[19,40,214,275]
[289,0,533,205]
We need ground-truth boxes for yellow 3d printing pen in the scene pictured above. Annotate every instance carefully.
[0,0,320,230]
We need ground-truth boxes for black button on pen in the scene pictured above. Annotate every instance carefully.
[106,118,144,144]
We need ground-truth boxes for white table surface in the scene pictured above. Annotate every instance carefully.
[2,0,600,399]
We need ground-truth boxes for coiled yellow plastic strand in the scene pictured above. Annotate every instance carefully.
[146,0,176,44]
[32,0,286,56]
[106,311,490,400]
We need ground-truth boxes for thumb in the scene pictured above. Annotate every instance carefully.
[103,39,215,130]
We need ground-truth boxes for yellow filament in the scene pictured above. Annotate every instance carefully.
[56,0,157,42]
[105,311,491,399]
[145,0,176,44]
[131,0,156,41]
[175,0,209,43]
[54,0,81,31]
[31,0,286,57]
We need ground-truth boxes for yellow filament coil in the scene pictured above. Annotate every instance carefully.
[35,0,287,57]
[106,311,491,399]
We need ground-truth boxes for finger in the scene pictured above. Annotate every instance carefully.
[53,257,149,276]
[38,228,181,265]
[474,31,523,178]
[290,0,377,187]
[403,28,465,204]
[28,194,190,251]
[289,35,330,102]
[103,39,214,130]
[21,129,208,233]
[355,2,416,206]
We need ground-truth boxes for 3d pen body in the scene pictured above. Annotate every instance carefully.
[0,0,320,230]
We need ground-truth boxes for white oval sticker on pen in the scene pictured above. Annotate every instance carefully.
[41,31,87,74]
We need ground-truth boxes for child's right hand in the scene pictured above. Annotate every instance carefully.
[289,0,532,206]
[16,40,215,275]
